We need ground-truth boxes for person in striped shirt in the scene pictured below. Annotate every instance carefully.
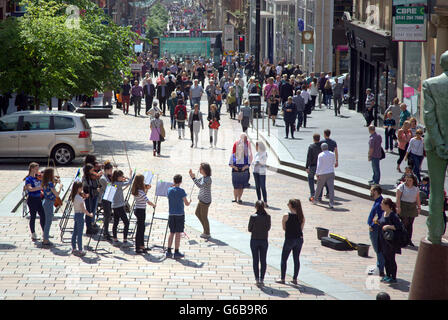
[189,163,212,239]
[131,174,156,254]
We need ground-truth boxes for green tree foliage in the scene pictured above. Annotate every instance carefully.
[0,0,136,108]
[145,3,169,41]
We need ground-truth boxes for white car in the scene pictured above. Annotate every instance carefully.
[0,111,94,165]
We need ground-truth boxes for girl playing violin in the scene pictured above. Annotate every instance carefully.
[41,168,62,246]
[98,162,114,241]
[111,169,134,246]
[24,162,45,241]
[131,174,156,253]
[82,157,102,235]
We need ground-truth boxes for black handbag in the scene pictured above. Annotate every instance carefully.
[383,229,394,241]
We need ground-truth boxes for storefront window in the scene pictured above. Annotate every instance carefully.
[403,42,422,118]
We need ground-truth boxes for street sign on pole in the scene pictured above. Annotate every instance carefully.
[223,25,235,53]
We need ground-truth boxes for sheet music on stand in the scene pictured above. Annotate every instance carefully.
[143,171,155,185]
[155,181,172,197]
[103,184,117,202]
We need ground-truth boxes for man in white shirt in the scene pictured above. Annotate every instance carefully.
[313,143,336,209]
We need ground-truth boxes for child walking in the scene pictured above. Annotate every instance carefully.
[166,175,191,259]
[70,181,93,257]
[111,170,134,246]
[131,174,156,254]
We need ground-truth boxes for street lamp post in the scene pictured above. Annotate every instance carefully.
[255,0,261,82]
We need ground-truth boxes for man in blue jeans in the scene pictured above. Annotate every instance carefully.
[367,185,385,277]
[368,125,383,185]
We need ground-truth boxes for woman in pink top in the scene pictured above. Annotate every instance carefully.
[396,120,412,173]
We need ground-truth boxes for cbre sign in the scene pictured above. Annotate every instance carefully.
[392,4,427,42]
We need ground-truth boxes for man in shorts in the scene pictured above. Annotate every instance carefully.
[166,175,191,259]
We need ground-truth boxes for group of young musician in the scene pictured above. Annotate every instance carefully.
[23,156,213,258]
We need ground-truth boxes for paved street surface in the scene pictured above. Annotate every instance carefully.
[0,96,430,300]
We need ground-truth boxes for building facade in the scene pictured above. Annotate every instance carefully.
[345,0,448,123]
[344,0,398,120]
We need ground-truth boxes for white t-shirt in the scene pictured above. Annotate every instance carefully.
[73,194,86,213]
[398,183,419,203]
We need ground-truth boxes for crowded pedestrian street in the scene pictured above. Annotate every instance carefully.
[0,0,448,306]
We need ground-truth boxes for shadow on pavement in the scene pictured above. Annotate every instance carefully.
[205,237,228,247]
[81,255,101,264]
[48,245,71,257]
[0,243,17,250]
[259,285,290,298]
[288,283,326,296]
[143,253,166,263]
[389,278,411,293]
[175,258,204,268]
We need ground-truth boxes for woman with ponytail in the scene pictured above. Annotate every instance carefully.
[276,199,305,285]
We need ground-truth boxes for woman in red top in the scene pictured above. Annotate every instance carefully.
[174,99,187,139]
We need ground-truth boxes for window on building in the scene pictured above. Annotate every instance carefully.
[403,42,422,118]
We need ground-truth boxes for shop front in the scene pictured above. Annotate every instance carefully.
[345,21,398,124]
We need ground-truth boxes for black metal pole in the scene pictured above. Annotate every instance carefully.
[255,0,261,81]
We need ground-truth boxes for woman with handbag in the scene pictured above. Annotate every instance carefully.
[378,198,404,284]
[396,174,420,247]
[207,104,220,148]
[150,112,165,157]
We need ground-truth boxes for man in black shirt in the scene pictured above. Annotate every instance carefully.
[306,133,322,201]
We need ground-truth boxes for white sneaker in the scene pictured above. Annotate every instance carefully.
[31,233,38,240]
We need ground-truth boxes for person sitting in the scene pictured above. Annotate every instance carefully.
[419,176,430,206]
[396,167,413,186]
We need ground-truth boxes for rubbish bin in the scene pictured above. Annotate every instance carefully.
[316,227,329,240]
[357,243,370,257]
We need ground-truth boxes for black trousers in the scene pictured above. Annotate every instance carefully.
[401,216,415,244]
[285,121,295,138]
[134,208,146,249]
[397,148,407,165]
[229,103,237,119]
[159,98,167,114]
[250,239,268,281]
[28,196,45,234]
[102,200,112,236]
[383,245,397,279]
[280,238,304,280]
[145,96,154,113]
[153,141,161,154]
[112,206,129,239]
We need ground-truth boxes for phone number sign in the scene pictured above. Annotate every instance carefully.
[392,6,427,42]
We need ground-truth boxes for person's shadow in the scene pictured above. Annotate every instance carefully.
[286,282,326,296]
[175,258,204,268]
[259,285,290,298]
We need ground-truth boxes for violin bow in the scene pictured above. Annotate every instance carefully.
[189,170,199,202]
[123,141,132,172]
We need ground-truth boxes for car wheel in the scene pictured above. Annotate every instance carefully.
[52,144,74,165]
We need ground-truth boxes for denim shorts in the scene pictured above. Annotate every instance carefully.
[168,215,185,233]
